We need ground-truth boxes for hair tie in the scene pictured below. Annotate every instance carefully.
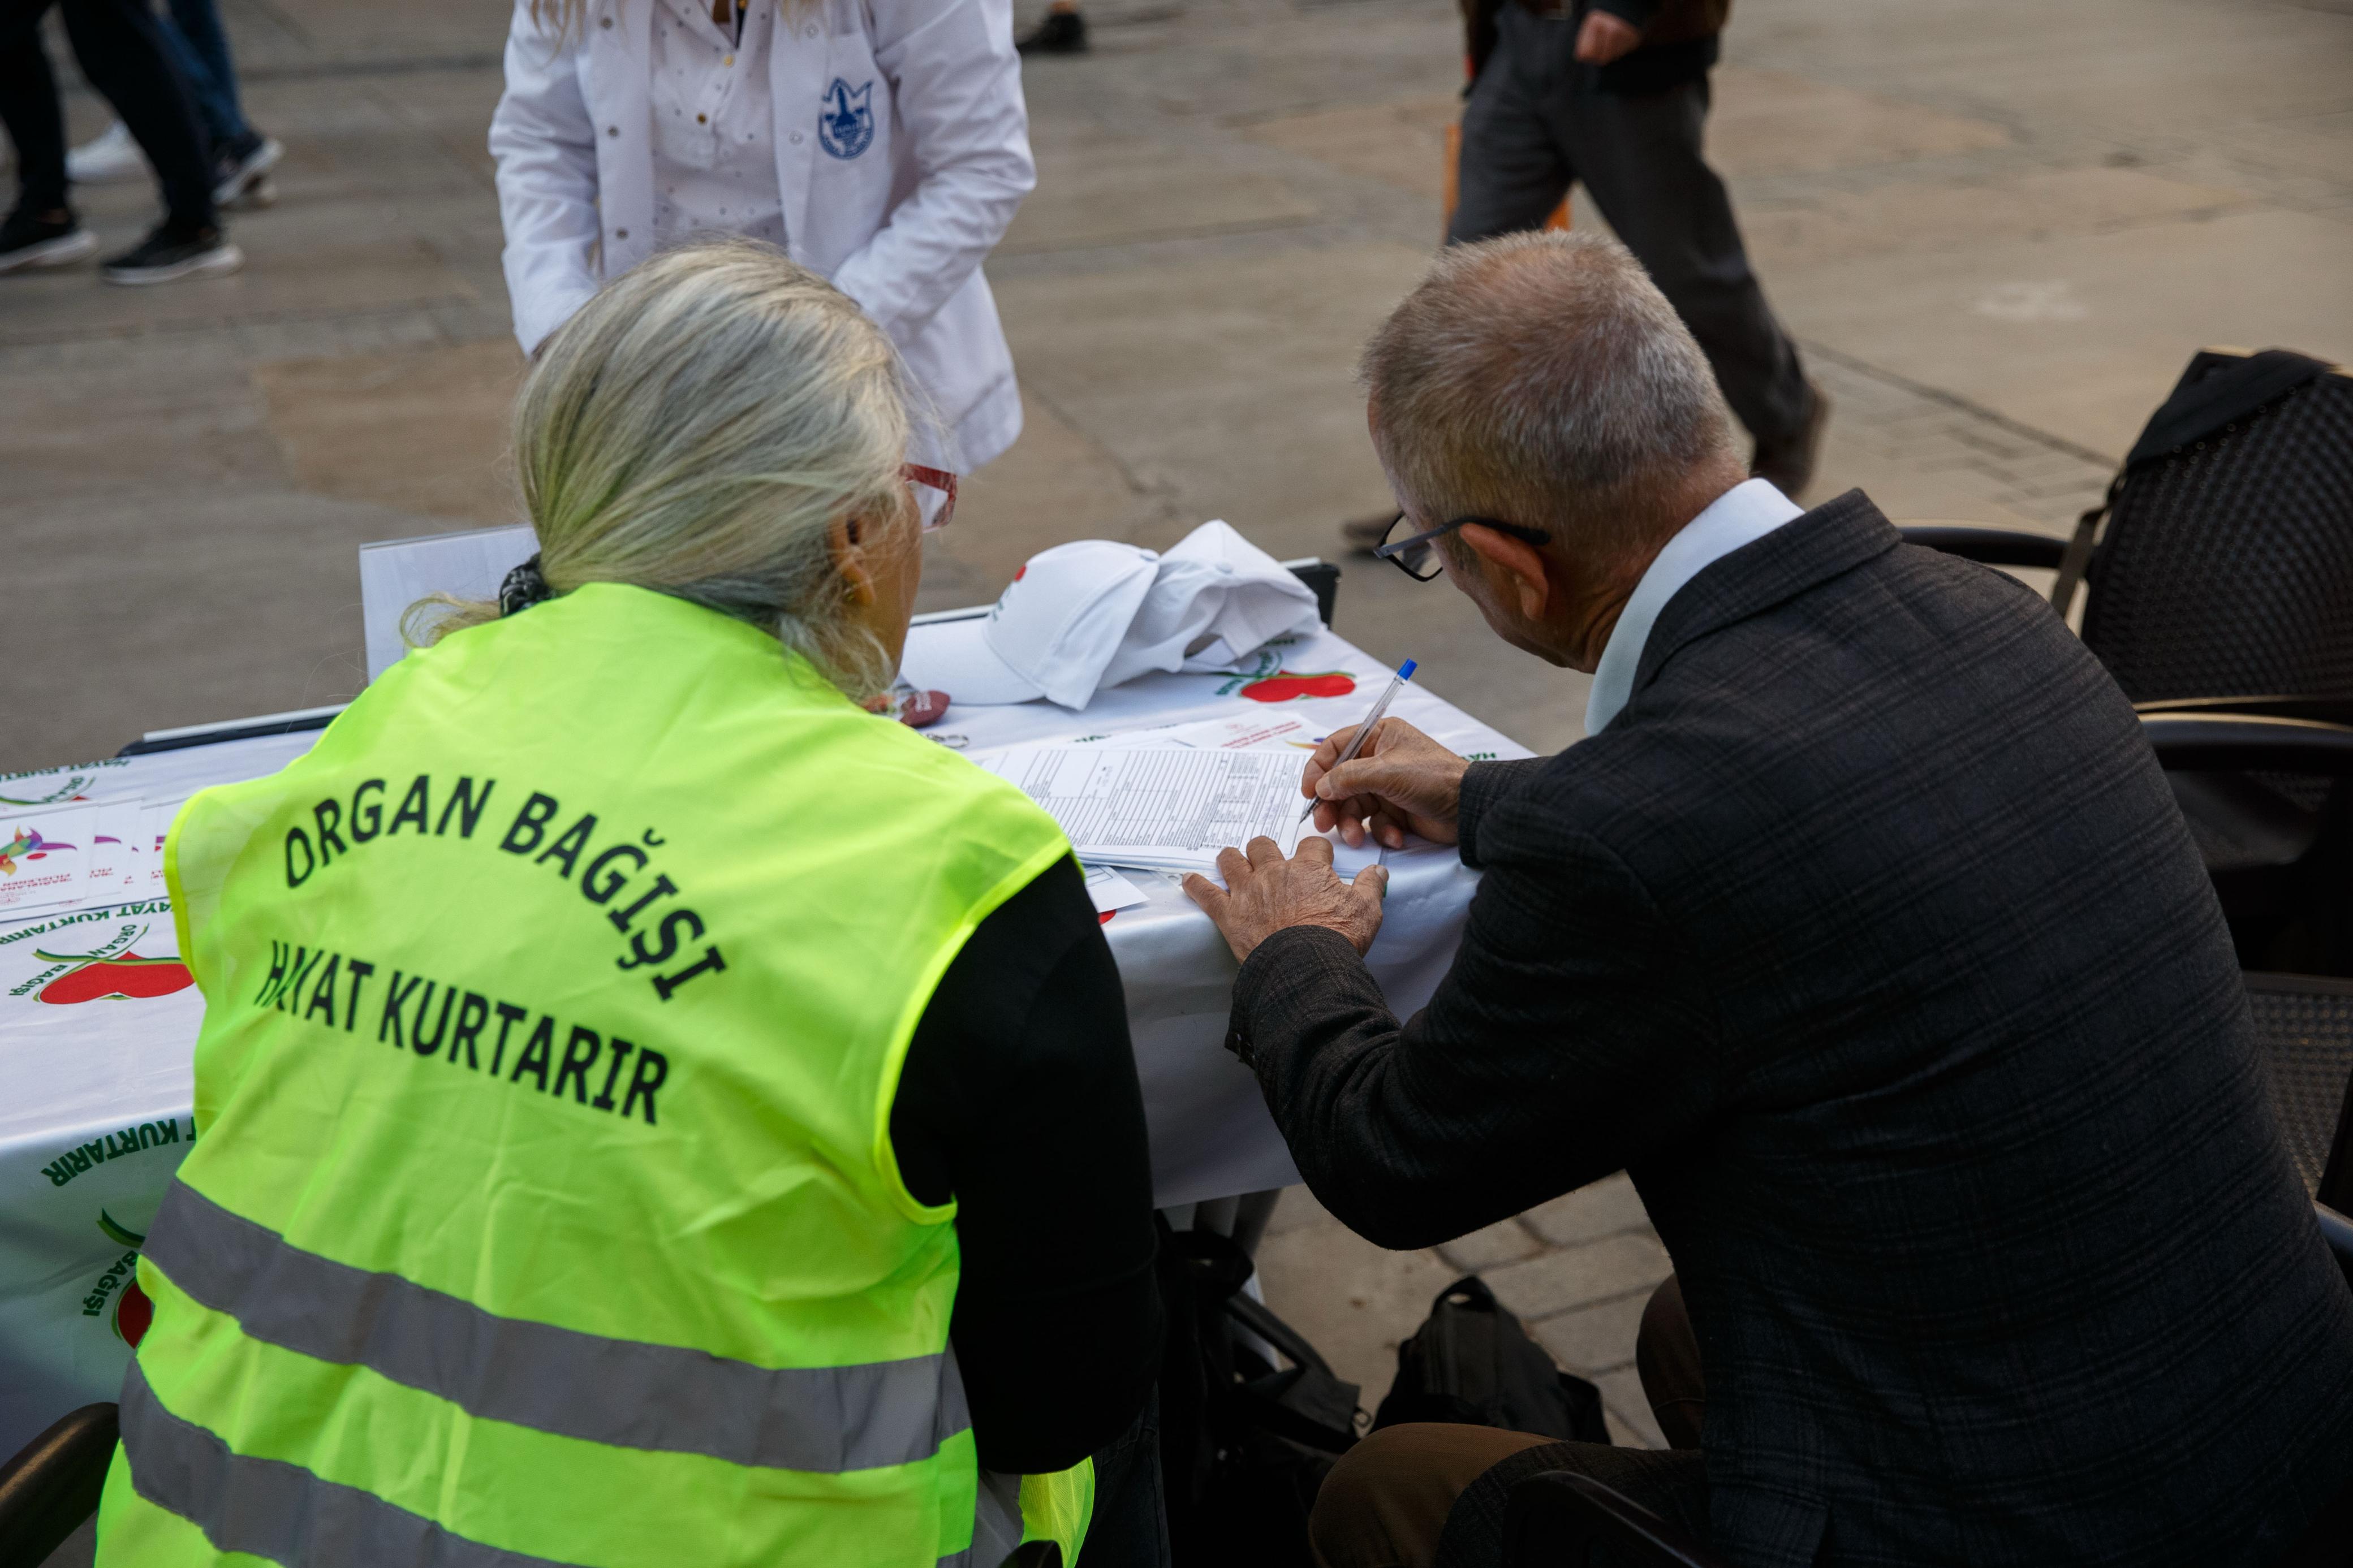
[499,553,553,617]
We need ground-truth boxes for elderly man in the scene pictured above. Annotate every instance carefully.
[1184,232,2353,1567]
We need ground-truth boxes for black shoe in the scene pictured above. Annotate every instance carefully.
[0,206,98,274]
[212,134,285,208]
[101,223,243,286]
[1752,381,1831,500]
[1018,8,1088,53]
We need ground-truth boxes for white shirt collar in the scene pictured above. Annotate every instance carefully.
[1581,478,1804,737]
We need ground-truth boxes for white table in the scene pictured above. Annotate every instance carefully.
[0,619,1529,1455]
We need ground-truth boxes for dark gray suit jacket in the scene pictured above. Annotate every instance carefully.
[1230,492,2353,1566]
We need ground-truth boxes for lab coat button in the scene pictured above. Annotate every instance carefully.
[600,14,611,24]
[803,22,817,35]
[606,125,619,137]
[722,53,734,64]
[790,131,804,143]
[615,228,628,239]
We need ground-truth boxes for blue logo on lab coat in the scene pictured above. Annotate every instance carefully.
[818,78,875,159]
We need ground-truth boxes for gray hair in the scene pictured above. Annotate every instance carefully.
[1359,231,1739,563]
[406,237,918,699]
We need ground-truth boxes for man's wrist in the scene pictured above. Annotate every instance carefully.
[1227,925,1368,1066]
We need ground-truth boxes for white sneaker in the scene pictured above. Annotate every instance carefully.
[68,122,148,185]
[212,137,285,209]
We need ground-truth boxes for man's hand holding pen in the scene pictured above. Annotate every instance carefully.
[1183,718,1473,964]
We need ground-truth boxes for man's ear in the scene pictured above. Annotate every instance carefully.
[1455,523,1552,621]
[829,514,880,607]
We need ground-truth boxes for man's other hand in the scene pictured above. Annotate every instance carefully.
[1304,718,1471,849]
[1574,10,1642,64]
[1184,837,1389,965]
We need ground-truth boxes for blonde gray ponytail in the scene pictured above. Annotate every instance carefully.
[406,237,919,700]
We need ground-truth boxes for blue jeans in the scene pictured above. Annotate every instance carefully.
[154,0,250,153]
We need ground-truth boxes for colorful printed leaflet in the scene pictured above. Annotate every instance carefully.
[0,804,99,918]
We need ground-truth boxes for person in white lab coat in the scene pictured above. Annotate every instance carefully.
[489,0,1035,470]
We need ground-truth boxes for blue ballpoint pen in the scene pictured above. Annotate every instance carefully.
[1299,659,1418,824]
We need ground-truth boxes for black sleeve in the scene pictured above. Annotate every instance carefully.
[1225,802,1720,1252]
[889,857,1163,1475]
[1456,758,1548,869]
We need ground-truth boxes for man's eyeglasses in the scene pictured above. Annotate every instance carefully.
[1372,512,1552,581]
[905,463,959,533]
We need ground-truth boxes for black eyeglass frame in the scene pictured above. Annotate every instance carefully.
[1371,512,1554,581]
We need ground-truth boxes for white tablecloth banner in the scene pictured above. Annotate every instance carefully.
[0,623,1529,1455]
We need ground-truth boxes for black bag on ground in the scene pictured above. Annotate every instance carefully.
[1156,1217,1363,1567]
[1373,1275,1611,1444]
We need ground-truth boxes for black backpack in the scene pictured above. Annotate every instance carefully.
[1373,1275,1611,1444]
[1156,1219,1364,1567]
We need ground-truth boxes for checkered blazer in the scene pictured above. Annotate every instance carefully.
[1231,492,2353,1566]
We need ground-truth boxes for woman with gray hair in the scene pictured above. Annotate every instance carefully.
[94,239,1161,1568]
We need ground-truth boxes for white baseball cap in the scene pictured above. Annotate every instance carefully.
[1098,521,1321,688]
[899,539,1160,708]
[900,522,1322,710]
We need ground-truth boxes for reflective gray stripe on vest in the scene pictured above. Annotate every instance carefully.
[145,1179,968,1474]
[119,1359,584,1568]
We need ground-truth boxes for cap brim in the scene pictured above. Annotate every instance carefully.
[898,615,1046,706]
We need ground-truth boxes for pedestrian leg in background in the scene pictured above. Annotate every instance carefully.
[0,13,98,271]
[52,0,241,282]
[1445,14,1576,249]
[68,0,283,208]
[163,0,282,205]
[1327,23,1579,557]
[1563,75,1828,495]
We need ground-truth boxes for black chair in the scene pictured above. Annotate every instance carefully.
[2140,702,2353,984]
[1904,349,2353,974]
[0,1403,118,1567]
[2236,968,2353,1293]
[1503,1471,1730,1568]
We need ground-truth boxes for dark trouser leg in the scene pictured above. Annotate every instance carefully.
[0,0,69,214]
[1635,1273,1705,1450]
[1310,1423,1558,1568]
[163,0,250,148]
[1433,1437,1709,1568]
[1446,10,1575,245]
[1309,1423,1712,1568]
[1563,76,1812,449]
[1087,1384,1171,1568]
[57,0,215,230]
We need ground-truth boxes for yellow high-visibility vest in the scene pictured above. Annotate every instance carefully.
[96,583,1093,1567]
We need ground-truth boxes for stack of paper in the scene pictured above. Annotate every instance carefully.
[982,746,1307,874]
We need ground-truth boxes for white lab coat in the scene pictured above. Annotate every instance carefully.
[488,0,1035,469]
